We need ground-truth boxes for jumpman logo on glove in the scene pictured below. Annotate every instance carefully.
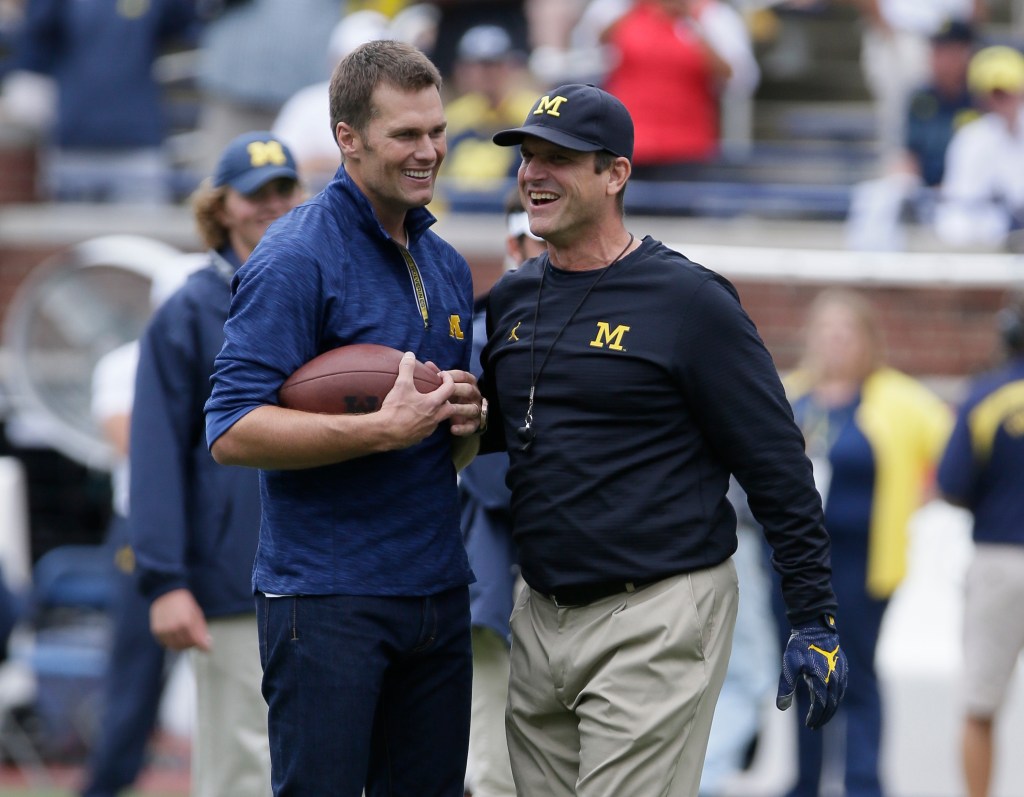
[808,643,841,683]
[777,615,849,730]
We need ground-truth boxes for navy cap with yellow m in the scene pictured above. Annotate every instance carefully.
[492,83,634,161]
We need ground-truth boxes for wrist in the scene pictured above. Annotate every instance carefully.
[796,613,838,633]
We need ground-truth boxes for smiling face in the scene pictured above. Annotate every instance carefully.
[517,136,624,248]
[218,177,303,261]
[339,82,447,239]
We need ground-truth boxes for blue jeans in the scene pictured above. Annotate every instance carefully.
[256,588,472,797]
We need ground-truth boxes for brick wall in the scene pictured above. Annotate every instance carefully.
[0,138,40,205]
[0,209,1017,388]
[735,281,1010,382]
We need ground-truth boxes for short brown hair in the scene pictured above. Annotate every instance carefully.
[328,40,443,139]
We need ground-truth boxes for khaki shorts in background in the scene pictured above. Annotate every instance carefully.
[962,543,1024,717]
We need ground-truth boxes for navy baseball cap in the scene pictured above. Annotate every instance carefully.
[931,19,974,45]
[493,84,634,160]
[213,131,299,195]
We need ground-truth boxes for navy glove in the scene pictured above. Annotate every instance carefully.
[776,613,848,730]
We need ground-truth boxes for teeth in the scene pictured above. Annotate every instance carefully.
[531,192,558,201]
[404,170,431,178]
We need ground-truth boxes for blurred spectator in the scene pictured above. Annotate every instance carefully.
[460,190,543,797]
[131,131,304,796]
[904,19,980,188]
[0,567,18,664]
[566,0,759,156]
[192,0,342,173]
[0,0,56,138]
[703,0,761,157]
[8,0,198,203]
[935,45,1024,249]
[779,288,951,797]
[501,187,547,269]
[272,9,391,191]
[858,0,983,161]
[441,24,538,190]
[699,479,777,797]
[845,18,979,251]
[83,340,168,797]
[80,256,203,797]
[937,292,1024,797]
[601,0,735,180]
[428,0,530,78]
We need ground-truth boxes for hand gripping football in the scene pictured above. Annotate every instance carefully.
[278,343,442,414]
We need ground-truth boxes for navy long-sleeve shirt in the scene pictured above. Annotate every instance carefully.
[131,250,259,617]
[480,237,836,623]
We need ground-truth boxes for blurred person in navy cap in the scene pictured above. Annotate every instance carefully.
[845,16,980,251]
[936,44,1024,249]
[479,82,847,796]
[904,19,980,189]
[858,0,984,161]
[130,130,303,797]
[441,24,538,193]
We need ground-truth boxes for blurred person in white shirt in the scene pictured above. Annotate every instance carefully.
[935,45,1024,249]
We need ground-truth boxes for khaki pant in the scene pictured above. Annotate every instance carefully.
[506,561,738,797]
[192,615,271,797]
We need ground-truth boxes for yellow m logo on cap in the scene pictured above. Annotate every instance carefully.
[247,141,287,168]
[533,95,569,117]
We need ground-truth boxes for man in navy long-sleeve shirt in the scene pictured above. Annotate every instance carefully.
[481,83,848,797]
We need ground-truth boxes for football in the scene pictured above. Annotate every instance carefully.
[278,343,443,414]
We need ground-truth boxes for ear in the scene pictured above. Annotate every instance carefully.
[337,122,359,161]
[606,156,631,197]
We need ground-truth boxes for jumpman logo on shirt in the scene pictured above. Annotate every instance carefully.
[808,643,841,684]
[508,321,521,342]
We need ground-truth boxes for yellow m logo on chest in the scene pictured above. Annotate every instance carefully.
[589,322,630,351]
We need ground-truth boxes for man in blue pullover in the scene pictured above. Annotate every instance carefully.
[131,131,304,796]
[205,41,485,796]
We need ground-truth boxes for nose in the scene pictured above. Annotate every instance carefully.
[414,132,443,163]
[520,157,544,183]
